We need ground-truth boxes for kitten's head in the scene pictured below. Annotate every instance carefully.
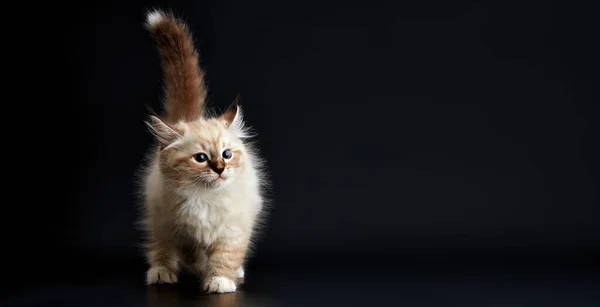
[146,103,251,190]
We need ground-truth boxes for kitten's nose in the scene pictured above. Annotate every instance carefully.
[210,161,225,175]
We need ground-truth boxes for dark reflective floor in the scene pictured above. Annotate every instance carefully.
[4,250,600,307]
[4,270,600,307]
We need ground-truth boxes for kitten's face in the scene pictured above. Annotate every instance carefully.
[148,104,248,189]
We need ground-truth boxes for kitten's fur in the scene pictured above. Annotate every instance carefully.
[138,10,266,294]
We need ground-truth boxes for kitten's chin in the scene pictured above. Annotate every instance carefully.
[207,176,232,188]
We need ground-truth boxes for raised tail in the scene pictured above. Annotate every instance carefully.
[145,10,206,122]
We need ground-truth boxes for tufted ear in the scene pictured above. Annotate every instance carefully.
[218,96,252,138]
[145,115,182,149]
[219,102,240,128]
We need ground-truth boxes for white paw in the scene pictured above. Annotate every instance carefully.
[235,267,245,278]
[146,266,178,284]
[203,276,237,293]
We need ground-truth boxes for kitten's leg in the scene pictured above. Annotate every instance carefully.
[192,249,208,276]
[145,239,179,284]
[193,251,242,279]
[202,239,248,293]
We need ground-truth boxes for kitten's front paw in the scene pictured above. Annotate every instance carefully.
[203,276,237,293]
[235,267,245,278]
[146,266,178,285]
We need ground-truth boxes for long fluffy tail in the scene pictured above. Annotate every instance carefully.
[145,10,206,122]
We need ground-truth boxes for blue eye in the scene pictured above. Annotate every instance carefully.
[222,149,232,159]
[194,153,208,162]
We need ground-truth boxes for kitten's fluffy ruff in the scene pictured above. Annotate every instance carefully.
[139,10,266,294]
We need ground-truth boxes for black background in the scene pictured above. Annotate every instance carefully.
[5,0,599,306]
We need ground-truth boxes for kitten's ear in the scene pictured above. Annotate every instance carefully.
[219,96,251,138]
[219,102,241,128]
[145,115,182,148]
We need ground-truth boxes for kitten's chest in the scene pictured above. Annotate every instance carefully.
[178,199,228,230]
[176,195,237,245]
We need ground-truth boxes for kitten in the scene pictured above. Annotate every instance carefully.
[138,10,267,294]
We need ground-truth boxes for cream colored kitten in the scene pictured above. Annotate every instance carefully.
[138,10,267,294]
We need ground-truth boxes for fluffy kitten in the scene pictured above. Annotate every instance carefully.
[138,10,266,294]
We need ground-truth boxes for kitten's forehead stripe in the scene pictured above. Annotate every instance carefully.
[184,119,230,152]
[196,139,210,151]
